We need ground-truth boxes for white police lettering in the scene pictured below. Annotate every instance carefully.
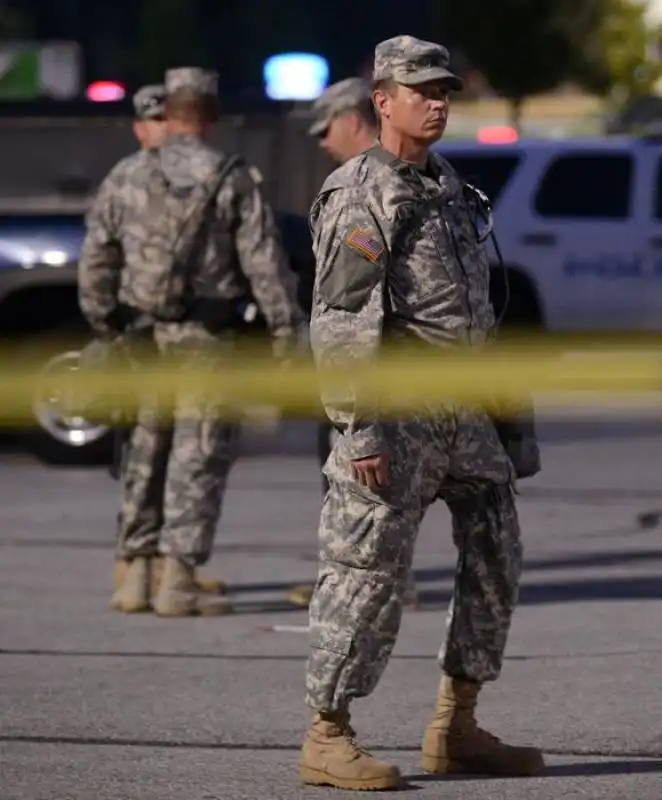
[563,254,662,279]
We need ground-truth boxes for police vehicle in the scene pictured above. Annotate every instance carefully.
[0,205,315,464]
[435,135,662,332]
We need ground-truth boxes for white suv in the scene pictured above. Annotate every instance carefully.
[434,136,662,332]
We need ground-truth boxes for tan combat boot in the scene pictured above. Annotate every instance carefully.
[421,675,545,776]
[151,558,227,595]
[114,558,227,595]
[152,557,234,617]
[110,557,152,613]
[299,710,402,791]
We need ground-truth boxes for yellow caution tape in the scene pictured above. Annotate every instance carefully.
[0,342,659,425]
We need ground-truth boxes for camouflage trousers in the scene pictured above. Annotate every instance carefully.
[116,323,239,567]
[306,406,522,712]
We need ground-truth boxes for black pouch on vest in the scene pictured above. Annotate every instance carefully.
[490,400,541,480]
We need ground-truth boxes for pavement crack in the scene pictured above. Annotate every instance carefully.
[2,647,662,661]
[1,735,661,762]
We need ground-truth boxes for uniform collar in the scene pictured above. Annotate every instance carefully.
[366,141,438,179]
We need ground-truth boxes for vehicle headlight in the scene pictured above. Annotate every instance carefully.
[17,248,70,268]
[39,249,69,266]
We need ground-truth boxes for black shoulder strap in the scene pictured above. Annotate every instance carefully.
[174,154,242,244]
[169,154,244,304]
[202,154,242,208]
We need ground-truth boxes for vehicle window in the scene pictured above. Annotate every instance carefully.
[443,154,521,204]
[534,154,632,219]
[0,214,85,228]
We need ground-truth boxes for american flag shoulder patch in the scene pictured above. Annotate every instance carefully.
[346,228,384,262]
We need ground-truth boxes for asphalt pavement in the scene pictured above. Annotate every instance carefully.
[1,406,661,799]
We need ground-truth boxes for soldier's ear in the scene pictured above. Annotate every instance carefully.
[372,88,390,120]
[373,80,397,120]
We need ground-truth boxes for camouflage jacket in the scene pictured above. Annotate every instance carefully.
[308,143,496,459]
[77,148,148,336]
[78,133,303,348]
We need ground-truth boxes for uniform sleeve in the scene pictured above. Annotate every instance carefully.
[230,165,305,354]
[309,192,388,461]
[77,167,124,336]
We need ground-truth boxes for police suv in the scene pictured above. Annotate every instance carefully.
[434,136,662,332]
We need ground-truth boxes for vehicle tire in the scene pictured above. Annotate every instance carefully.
[491,266,544,337]
[15,332,113,466]
[501,287,543,331]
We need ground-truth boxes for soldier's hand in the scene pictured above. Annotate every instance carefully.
[350,452,389,491]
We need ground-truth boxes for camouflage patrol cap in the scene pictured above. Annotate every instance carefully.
[373,35,463,90]
[132,84,166,119]
[308,77,373,136]
[164,67,218,97]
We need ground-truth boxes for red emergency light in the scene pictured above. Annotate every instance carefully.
[476,125,519,144]
[86,80,126,102]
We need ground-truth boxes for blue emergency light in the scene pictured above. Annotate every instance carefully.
[263,52,329,101]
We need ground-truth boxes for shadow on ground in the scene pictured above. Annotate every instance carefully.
[407,758,662,785]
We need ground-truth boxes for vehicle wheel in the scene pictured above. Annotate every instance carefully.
[24,347,113,466]
[501,289,543,331]
[490,267,545,343]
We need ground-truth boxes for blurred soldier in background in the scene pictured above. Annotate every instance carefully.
[308,77,378,166]
[131,84,168,151]
[287,77,419,610]
[80,84,224,601]
[78,68,304,617]
[107,85,226,599]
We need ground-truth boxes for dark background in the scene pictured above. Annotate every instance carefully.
[17,0,444,96]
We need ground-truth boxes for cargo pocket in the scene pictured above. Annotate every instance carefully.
[320,484,393,571]
[309,569,354,656]
[310,626,353,657]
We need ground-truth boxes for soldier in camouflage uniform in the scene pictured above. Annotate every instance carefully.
[308,77,379,165]
[288,77,419,610]
[100,85,226,601]
[129,84,168,150]
[299,37,545,790]
[79,68,303,617]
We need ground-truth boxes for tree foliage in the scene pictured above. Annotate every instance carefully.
[135,0,210,82]
[437,0,608,125]
[579,0,662,106]
[0,3,34,39]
